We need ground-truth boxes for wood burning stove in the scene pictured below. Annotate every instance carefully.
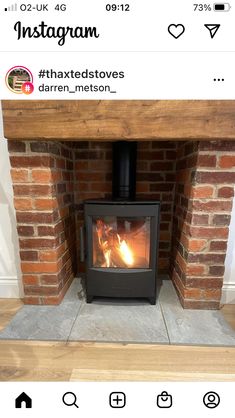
[84,200,160,304]
[84,141,160,304]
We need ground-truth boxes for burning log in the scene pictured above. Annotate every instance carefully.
[110,248,129,268]
[94,218,134,268]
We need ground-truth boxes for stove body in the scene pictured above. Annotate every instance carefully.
[84,200,160,304]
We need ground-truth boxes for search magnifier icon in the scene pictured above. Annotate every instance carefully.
[62,392,79,408]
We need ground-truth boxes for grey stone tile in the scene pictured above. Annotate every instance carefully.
[159,280,235,346]
[0,278,83,341]
[69,299,169,343]
[1,277,235,346]
[63,277,84,302]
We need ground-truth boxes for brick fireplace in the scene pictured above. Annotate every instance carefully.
[2,101,235,309]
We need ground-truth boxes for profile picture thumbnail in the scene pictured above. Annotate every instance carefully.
[6,66,34,94]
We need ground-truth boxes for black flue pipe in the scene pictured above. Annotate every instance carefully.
[112,141,137,201]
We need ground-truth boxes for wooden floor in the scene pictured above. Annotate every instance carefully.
[0,340,235,381]
[0,299,234,382]
[221,304,235,330]
[0,299,23,331]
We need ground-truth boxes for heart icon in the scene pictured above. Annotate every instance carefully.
[168,24,185,39]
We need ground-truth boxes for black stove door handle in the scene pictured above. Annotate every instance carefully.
[80,225,85,262]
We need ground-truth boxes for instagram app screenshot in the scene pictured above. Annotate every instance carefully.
[0,0,235,98]
[0,0,235,416]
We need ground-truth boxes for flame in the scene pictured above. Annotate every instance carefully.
[104,249,111,267]
[95,219,134,268]
[118,235,134,266]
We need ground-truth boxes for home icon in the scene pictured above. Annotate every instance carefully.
[15,392,32,408]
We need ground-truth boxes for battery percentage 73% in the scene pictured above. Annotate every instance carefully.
[193,3,212,11]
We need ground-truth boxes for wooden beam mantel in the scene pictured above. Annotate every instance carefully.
[2,100,235,141]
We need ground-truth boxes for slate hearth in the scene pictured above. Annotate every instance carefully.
[0,278,235,345]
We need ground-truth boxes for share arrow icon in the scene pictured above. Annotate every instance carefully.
[204,24,221,38]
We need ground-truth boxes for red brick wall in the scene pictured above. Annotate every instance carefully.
[8,139,235,308]
[9,140,77,304]
[172,141,235,309]
[74,141,177,274]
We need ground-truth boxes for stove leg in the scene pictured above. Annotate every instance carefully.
[149,297,156,305]
[86,295,93,304]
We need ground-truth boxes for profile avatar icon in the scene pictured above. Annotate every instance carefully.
[203,391,220,409]
[6,66,34,95]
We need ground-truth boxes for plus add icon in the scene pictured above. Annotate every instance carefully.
[109,392,126,408]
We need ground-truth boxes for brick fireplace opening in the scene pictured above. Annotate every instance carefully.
[7,139,235,309]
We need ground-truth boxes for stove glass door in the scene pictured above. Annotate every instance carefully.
[92,216,150,269]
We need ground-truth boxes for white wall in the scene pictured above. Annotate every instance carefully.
[222,195,235,304]
[0,103,22,298]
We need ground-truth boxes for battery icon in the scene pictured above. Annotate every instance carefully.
[213,3,231,10]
